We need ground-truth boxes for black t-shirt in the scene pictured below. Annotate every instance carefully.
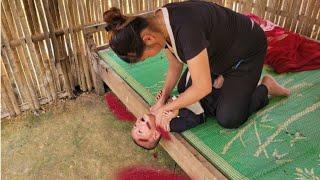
[162,0,262,74]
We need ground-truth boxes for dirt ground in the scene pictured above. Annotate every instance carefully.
[1,93,184,179]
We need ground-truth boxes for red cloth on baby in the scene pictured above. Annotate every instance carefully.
[247,14,320,73]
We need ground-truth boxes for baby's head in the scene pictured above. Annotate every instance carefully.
[131,114,161,150]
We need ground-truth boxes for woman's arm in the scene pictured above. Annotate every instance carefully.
[150,49,183,112]
[162,48,212,112]
[161,49,184,100]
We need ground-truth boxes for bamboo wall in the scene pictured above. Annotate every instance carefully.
[1,0,319,119]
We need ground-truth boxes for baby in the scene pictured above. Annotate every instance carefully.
[131,69,223,150]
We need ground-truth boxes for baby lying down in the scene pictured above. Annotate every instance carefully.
[131,69,223,150]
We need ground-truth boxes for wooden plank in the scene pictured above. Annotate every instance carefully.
[84,34,105,95]
[88,47,227,179]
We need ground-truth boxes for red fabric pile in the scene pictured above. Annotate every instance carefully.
[116,166,190,180]
[247,14,320,73]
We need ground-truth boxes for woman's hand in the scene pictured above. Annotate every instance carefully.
[150,90,165,114]
[154,108,175,131]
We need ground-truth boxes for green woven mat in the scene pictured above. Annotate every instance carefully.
[98,49,320,180]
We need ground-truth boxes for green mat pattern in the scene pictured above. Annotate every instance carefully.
[99,49,320,180]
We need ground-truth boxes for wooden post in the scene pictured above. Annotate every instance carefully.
[84,30,105,95]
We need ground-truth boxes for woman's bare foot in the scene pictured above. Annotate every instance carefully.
[261,75,291,96]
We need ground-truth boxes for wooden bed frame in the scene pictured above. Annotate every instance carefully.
[84,22,227,179]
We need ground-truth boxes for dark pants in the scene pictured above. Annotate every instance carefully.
[177,27,269,128]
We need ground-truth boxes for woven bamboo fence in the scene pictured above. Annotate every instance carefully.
[1,0,319,119]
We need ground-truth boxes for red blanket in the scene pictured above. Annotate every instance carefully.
[247,14,320,73]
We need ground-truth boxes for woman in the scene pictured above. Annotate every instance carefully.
[103,1,290,129]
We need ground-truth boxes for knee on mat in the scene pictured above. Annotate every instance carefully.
[216,111,247,129]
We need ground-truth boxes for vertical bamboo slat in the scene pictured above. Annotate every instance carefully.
[64,0,82,90]
[58,0,76,91]
[1,58,21,115]
[77,0,93,91]
[9,0,39,98]
[25,0,57,101]
[5,0,40,110]
[70,0,87,91]
[43,0,73,97]
[34,0,62,94]
[1,83,15,116]
[1,30,36,111]
[16,0,49,100]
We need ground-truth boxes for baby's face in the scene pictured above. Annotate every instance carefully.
[131,114,160,147]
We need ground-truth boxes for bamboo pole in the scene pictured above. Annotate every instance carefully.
[2,1,38,95]
[26,0,57,101]
[5,0,40,110]
[34,0,62,93]
[1,30,36,111]
[65,0,83,89]
[69,0,87,91]
[8,0,40,97]
[43,0,73,97]
[77,0,93,91]
[1,57,21,115]
[94,0,103,45]
[1,47,23,105]
[1,4,24,104]
[50,0,75,93]
[1,84,15,117]
[301,0,318,36]
[58,0,77,91]
[132,0,138,14]
[17,0,50,100]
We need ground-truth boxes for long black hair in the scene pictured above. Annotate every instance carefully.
[103,8,148,63]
